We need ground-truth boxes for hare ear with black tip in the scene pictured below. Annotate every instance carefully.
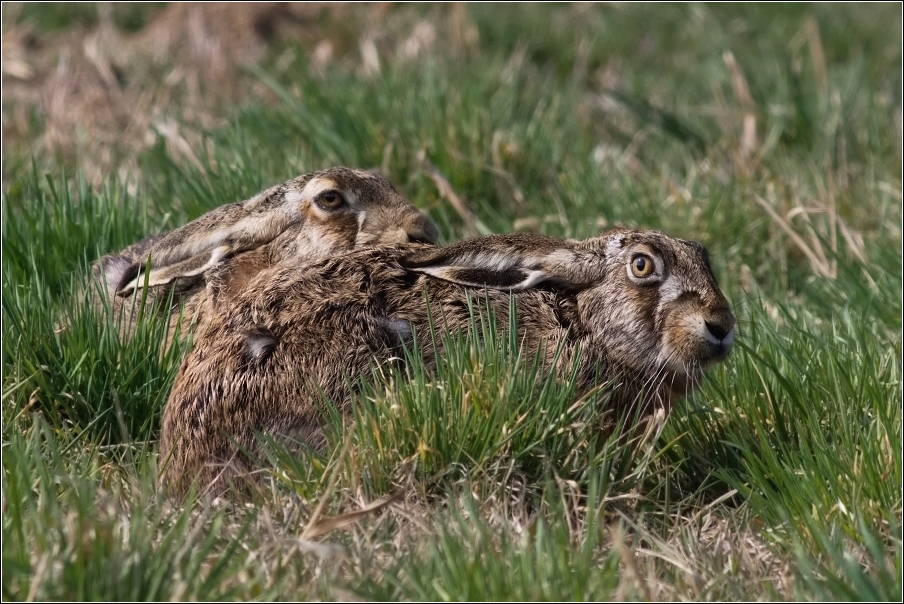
[399,233,605,292]
[116,244,238,296]
[93,254,133,299]
[113,182,304,296]
[90,233,165,297]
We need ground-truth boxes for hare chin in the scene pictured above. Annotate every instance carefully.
[655,348,705,382]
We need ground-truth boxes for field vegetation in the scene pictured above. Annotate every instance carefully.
[2,3,901,600]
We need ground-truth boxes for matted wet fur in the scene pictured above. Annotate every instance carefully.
[160,228,736,495]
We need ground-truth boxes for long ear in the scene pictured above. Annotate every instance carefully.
[93,254,134,298]
[115,183,301,295]
[399,234,603,291]
[116,244,235,295]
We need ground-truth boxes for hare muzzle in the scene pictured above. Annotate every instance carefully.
[703,310,735,361]
[356,211,439,246]
[658,295,736,378]
[401,213,439,245]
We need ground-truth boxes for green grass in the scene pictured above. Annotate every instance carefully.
[2,3,901,600]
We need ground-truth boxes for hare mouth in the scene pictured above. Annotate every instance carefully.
[661,331,734,375]
[700,335,734,367]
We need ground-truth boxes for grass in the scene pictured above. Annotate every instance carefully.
[2,3,902,600]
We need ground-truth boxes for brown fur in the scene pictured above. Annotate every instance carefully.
[88,167,438,340]
[160,228,736,495]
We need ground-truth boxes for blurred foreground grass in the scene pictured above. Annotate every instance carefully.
[2,3,901,600]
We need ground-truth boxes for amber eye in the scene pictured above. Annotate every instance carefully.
[315,190,346,210]
[631,254,655,278]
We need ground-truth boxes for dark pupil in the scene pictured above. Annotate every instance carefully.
[635,257,646,272]
[323,192,338,204]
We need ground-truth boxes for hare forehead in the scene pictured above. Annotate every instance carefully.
[604,234,661,261]
[347,168,381,181]
[298,177,345,200]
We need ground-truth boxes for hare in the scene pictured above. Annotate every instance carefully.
[90,167,438,338]
[160,228,736,494]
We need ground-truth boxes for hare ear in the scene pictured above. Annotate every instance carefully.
[400,235,599,292]
[94,254,134,298]
[411,263,551,290]
[116,244,234,296]
[115,182,300,296]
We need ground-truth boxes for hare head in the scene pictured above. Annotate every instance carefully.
[107,167,437,297]
[89,167,437,338]
[399,228,735,399]
[161,228,734,494]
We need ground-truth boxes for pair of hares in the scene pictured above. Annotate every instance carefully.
[94,167,735,495]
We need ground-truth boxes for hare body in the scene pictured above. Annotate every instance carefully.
[90,167,437,339]
[161,229,735,494]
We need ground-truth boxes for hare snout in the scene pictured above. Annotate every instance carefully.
[355,211,439,246]
[659,304,736,374]
[703,314,735,360]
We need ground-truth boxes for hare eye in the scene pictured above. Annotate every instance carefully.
[315,190,346,210]
[631,254,655,278]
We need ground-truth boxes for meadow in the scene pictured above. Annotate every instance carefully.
[2,3,901,599]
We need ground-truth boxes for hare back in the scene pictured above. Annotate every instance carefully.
[161,246,573,492]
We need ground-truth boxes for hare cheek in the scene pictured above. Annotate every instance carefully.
[659,312,707,372]
[356,225,412,246]
[325,212,361,247]
[296,212,359,257]
[292,231,333,259]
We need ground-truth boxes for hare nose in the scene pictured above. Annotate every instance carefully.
[407,230,434,245]
[405,215,439,245]
[705,320,730,341]
[705,311,736,342]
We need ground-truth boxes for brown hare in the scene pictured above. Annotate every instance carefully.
[90,167,438,338]
[160,228,735,495]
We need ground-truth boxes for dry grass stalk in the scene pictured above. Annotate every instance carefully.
[723,50,758,168]
[611,524,653,601]
[301,492,401,541]
[754,194,834,279]
[418,150,491,236]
